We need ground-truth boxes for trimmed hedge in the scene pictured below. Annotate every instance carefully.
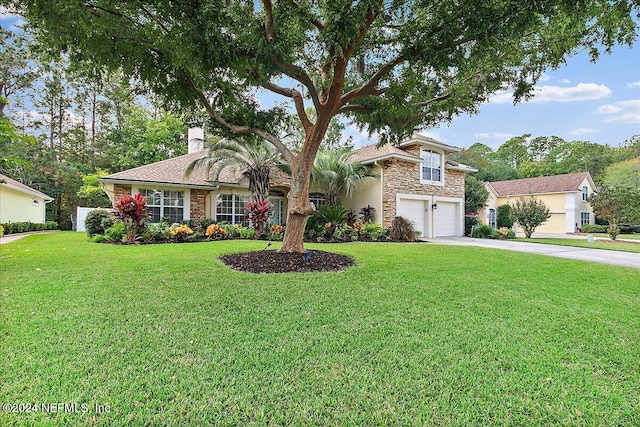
[0,221,58,235]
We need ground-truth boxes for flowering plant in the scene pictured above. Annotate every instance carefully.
[114,193,148,243]
[205,223,227,240]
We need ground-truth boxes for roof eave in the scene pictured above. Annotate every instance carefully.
[359,153,422,164]
[399,134,462,153]
[99,178,219,191]
[2,182,54,201]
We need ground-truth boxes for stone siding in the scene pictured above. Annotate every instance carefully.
[113,184,132,206]
[381,144,465,227]
[190,189,208,221]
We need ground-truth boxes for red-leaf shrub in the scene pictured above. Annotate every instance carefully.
[245,199,273,238]
[114,193,149,243]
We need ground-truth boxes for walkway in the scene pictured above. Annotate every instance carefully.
[427,237,640,270]
[0,231,55,245]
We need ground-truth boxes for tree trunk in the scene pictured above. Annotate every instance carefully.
[279,109,336,253]
[279,149,317,253]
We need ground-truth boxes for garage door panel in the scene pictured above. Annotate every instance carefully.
[434,202,458,236]
[397,199,426,237]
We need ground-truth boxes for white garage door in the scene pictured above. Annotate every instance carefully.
[396,198,426,237]
[434,202,458,236]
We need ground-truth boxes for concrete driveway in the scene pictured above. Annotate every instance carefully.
[427,237,640,270]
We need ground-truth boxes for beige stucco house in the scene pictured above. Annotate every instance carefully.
[99,132,476,237]
[481,172,597,234]
[0,173,54,224]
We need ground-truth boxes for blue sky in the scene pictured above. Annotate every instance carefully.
[2,7,638,151]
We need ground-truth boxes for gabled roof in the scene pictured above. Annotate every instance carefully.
[0,173,54,201]
[486,172,592,197]
[100,152,244,189]
[399,133,462,153]
[350,144,423,164]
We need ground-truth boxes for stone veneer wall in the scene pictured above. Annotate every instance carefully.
[113,184,132,206]
[190,189,208,221]
[381,144,465,227]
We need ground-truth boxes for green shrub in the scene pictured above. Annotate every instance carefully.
[472,224,494,238]
[85,209,113,237]
[141,223,171,243]
[91,235,108,243]
[607,224,620,240]
[239,227,256,239]
[105,223,126,242]
[0,224,4,236]
[361,222,384,241]
[490,229,502,239]
[497,204,514,228]
[45,221,58,230]
[506,229,516,239]
[464,216,480,236]
[390,216,417,242]
[579,224,607,233]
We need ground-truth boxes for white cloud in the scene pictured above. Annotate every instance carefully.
[626,81,640,89]
[490,83,611,104]
[539,74,551,82]
[472,132,514,141]
[560,79,572,85]
[598,100,640,124]
[569,128,596,136]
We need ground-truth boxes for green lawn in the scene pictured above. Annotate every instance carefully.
[523,237,640,253]
[1,233,639,426]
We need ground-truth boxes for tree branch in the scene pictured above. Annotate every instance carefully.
[181,70,294,165]
[262,0,275,43]
[260,80,312,131]
[340,55,404,106]
[269,54,321,112]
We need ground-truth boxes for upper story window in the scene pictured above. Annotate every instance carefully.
[582,185,588,201]
[421,149,443,184]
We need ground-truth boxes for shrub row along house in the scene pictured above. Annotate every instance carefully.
[480,172,597,234]
[99,131,477,238]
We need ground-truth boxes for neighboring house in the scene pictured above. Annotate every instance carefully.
[0,173,54,224]
[99,131,476,237]
[481,172,597,234]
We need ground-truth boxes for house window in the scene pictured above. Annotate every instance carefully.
[582,186,588,201]
[216,194,249,226]
[421,150,442,183]
[580,212,590,225]
[488,209,496,228]
[309,193,327,209]
[269,198,284,225]
[139,189,184,223]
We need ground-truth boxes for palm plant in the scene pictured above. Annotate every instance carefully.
[186,135,282,202]
[311,148,377,206]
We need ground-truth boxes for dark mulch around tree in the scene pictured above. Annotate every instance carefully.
[219,250,355,274]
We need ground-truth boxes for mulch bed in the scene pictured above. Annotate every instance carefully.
[219,250,355,274]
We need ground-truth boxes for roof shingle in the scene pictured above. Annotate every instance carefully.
[487,172,591,196]
[101,152,244,187]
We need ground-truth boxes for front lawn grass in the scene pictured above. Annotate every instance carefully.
[524,237,640,253]
[1,233,639,426]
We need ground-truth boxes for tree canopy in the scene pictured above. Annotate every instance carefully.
[11,0,639,251]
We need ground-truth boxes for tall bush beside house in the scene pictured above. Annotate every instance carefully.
[511,197,551,238]
[390,216,417,242]
[589,186,640,240]
[84,209,113,237]
[497,204,514,229]
[0,225,4,236]
[114,193,149,243]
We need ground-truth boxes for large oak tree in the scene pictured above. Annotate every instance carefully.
[12,1,638,252]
